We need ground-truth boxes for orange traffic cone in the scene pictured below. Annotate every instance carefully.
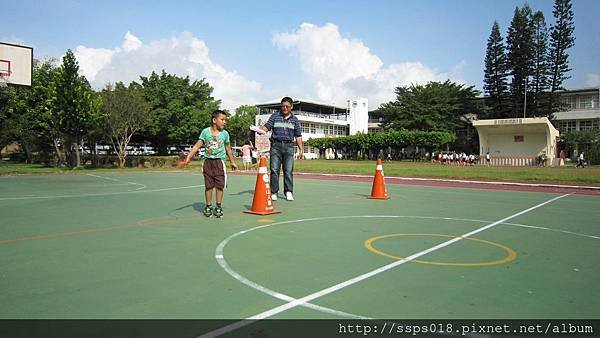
[368,159,389,199]
[243,157,281,215]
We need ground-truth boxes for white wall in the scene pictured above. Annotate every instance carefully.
[486,133,547,156]
[348,98,368,135]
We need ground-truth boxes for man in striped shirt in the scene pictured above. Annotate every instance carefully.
[259,97,304,201]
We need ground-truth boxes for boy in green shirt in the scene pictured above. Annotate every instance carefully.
[184,110,238,218]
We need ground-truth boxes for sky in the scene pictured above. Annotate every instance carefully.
[3,0,600,110]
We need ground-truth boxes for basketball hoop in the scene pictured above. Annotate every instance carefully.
[0,43,33,87]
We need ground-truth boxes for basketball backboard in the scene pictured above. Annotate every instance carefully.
[0,42,33,87]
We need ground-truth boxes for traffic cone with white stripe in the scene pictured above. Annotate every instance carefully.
[243,156,281,215]
[368,159,389,199]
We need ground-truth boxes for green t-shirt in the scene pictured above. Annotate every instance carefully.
[199,127,230,159]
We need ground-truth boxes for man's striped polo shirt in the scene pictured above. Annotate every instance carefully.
[264,112,302,142]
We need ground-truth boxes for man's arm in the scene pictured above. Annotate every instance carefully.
[259,114,275,133]
[225,144,238,170]
[295,136,304,160]
[294,117,303,159]
[185,139,204,163]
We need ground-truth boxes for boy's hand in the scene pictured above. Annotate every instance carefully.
[231,162,238,171]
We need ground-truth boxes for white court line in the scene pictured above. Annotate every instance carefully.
[214,215,600,324]
[215,220,371,320]
[86,173,147,191]
[504,222,600,240]
[0,185,203,201]
[200,193,571,337]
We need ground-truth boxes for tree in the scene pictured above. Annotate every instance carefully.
[530,11,551,117]
[308,130,456,161]
[506,4,534,118]
[0,59,60,164]
[227,105,258,146]
[548,0,575,114]
[54,49,101,167]
[483,21,511,119]
[100,83,150,167]
[379,81,480,132]
[137,71,220,154]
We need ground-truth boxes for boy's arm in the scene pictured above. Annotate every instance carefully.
[225,144,238,170]
[185,140,204,163]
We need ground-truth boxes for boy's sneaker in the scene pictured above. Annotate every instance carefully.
[203,205,213,217]
[285,192,294,201]
[271,193,277,201]
[213,206,224,218]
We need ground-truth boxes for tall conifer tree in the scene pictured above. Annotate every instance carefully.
[531,11,550,117]
[548,0,575,114]
[506,4,534,117]
[483,21,510,119]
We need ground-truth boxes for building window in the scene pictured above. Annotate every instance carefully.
[562,96,577,109]
[302,143,318,154]
[310,123,316,134]
[560,121,577,133]
[514,135,524,142]
[579,120,593,130]
[578,95,595,109]
[301,122,310,134]
[315,123,324,135]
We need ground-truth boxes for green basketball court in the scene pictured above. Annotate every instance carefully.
[0,171,598,336]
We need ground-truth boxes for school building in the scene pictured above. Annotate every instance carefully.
[254,98,369,159]
[553,87,600,133]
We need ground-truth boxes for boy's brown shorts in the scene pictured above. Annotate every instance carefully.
[203,158,226,190]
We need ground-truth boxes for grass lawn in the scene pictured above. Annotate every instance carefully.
[294,160,600,185]
[2,159,599,185]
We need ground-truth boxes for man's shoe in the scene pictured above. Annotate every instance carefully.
[285,192,294,201]
[213,206,223,218]
[203,205,213,217]
[271,193,277,201]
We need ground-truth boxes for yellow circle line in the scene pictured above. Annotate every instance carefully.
[364,233,517,267]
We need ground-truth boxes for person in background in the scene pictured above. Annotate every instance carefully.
[241,140,252,171]
[576,152,585,168]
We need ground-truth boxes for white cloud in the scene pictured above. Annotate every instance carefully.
[586,73,600,87]
[122,32,142,52]
[73,32,262,110]
[74,46,114,81]
[273,23,460,108]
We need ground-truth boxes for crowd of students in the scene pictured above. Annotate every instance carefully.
[428,151,480,166]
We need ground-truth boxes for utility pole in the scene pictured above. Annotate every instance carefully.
[523,76,527,118]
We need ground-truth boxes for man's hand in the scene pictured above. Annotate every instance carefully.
[231,162,238,171]
[250,125,266,135]
[177,159,190,167]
